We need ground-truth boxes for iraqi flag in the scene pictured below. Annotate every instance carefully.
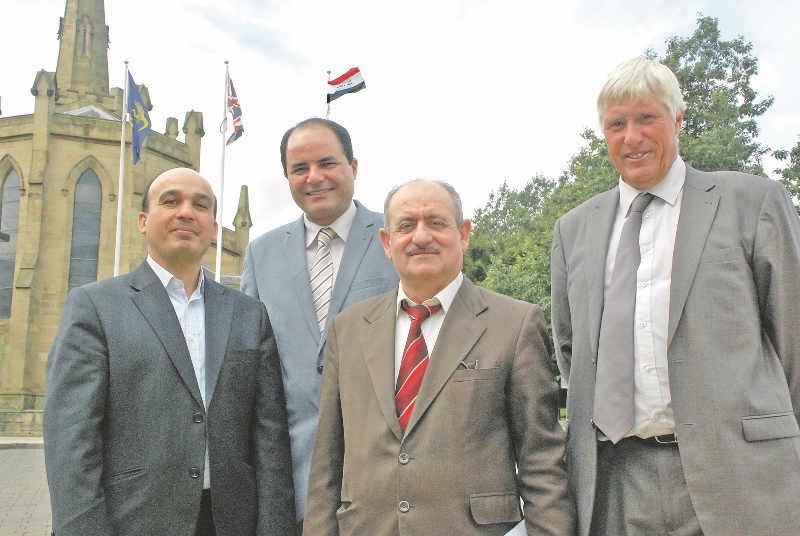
[327,67,366,103]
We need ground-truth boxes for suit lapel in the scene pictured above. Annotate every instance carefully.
[360,291,404,441]
[330,202,374,317]
[204,278,233,407]
[285,216,322,344]
[668,167,718,345]
[131,262,204,408]
[586,189,619,358]
[405,279,487,437]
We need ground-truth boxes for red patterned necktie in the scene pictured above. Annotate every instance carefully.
[395,299,442,433]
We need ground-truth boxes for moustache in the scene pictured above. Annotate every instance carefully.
[405,244,441,255]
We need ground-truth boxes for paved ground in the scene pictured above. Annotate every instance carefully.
[0,437,51,536]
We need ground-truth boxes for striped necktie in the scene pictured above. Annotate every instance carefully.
[395,299,442,433]
[310,227,335,333]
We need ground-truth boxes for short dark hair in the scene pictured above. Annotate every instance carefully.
[280,118,353,173]
[141,178,218,220]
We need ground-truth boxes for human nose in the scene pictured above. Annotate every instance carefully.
[622,122,644,145]
[175,200,195,219]
[307,164,324,184]
[411,222,432,245]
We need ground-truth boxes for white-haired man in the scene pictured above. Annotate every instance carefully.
[551,58,800,535]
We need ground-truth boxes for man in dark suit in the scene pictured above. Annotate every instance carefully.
[241,118,398,531]
[551,58,800,535]
[44,167,295,536]
[305,179,574,535]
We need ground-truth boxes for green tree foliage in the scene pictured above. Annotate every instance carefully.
[464,129,618,323]
[774,138,800,214]
[467,15,780,324]
[662,15,773,175]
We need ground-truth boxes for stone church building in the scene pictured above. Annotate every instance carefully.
[0,0,252,433]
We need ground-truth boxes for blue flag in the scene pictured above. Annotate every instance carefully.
[127,71,151,164]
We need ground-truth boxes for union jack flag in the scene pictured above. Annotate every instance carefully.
[226,76,244,145]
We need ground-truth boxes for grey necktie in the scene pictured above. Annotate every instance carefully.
[594,192,654,443]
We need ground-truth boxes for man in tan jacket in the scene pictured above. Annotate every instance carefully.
[305,179,574,535]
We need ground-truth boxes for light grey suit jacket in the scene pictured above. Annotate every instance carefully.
[551,166,800,536]
[43,261,296,536]
[305,278,575,535]
[241,200,398,519]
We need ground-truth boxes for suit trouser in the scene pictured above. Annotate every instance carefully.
[195,489,216,536]
[590,438,702,536]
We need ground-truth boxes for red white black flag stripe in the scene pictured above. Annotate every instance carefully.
[327,67,366,103]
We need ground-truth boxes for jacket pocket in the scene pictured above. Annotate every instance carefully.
[742,412,800,441]
[451,367,501,382]
[224,349,257,363]
[350,276,393,292]
[469,492,522,525]
[105,466,145,484]
[699,246,745,264]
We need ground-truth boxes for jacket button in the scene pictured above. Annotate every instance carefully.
[190,467,201,478]
[398,453,409,465]
[398,501,410,513]
[193,413,204,423]
[317,365,324,374]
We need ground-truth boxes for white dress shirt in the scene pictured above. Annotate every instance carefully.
[393,272,463,382]
[147,256,211,488]
[304,201,357,285]
[604,157,685,439]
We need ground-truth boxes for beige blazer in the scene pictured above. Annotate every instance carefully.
[551,167,800,536]
[305,277,575,535]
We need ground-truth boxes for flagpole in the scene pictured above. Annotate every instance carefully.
[326,70,331,119]
[114,60,129,277]
[215,61,229,283]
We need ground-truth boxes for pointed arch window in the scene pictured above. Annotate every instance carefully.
[0,170,20,318]
[68,170,101,291]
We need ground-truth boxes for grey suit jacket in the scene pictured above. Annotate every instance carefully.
[43,261,296,536]
[241,200,398,519]
[551,166,800,536]
[305,278,575,535]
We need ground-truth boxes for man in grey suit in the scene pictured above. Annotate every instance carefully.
[551,58,800,535]
[241,118,398,531]
[44,168,295,536]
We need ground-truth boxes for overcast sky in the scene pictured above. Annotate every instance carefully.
[3,0,798,239]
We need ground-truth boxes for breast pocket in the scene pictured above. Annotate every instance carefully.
[350,276,394,292]
[447,367,504,430]
[451,367,502,382]
[224,349,258,363]
[699,246,746,264]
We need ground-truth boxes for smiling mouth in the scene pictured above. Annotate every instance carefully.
[627,152,648,160]
[307,188,334,196]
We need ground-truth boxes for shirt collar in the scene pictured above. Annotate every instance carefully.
[396,272,463,317]
[304,201,357,248]
[618,156,685,212]
[146,255,205,297]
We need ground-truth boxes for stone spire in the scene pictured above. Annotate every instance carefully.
[56,0,110,96]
